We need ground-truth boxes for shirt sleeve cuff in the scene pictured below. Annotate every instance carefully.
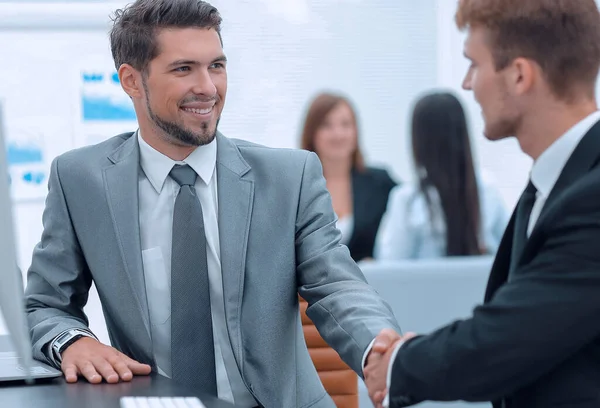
[47,328,98,366]
[382,340,405,408]
[361,338,377,375]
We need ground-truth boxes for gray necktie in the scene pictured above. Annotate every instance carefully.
[169,164,217,395]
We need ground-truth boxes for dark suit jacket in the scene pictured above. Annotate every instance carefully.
[388,121,600,408]
[347,167,396,261]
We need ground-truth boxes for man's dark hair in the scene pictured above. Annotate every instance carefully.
[109,0,222,73]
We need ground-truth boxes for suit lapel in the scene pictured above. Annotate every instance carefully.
[216,134,254,365]
[485,211,516,302]
[534,120,600,228]
[103,134,152,348]
[486,120,600,302]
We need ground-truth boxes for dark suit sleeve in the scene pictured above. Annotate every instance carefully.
[388,186,600,404]
[367,167,398,192]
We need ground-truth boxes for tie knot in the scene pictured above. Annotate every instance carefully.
[525,180,537,196]
[170,165,197,186]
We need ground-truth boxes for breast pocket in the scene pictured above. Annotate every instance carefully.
[141,247,171,326]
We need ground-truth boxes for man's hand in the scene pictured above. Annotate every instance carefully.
[61,337,152,384]
[364,329,403,407]
[365,330,416,407]
[370,328,403,356]
[365,328,402,373]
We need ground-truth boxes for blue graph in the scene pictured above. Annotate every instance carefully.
[7,142,43,165]
[22,171,45,185]
[82,96,137,121]
[81,71,137,121]
[5,141,46,189]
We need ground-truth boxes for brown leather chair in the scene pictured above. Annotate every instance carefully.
[299,296,359,408]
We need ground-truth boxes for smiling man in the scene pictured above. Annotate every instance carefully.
[23,1,400,407]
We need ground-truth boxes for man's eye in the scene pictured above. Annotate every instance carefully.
[174,66,190,72]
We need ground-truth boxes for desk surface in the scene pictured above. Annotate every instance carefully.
[0,336,236,408]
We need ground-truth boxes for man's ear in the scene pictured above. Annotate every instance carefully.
[508,57,536,96]
[118,64,143,99]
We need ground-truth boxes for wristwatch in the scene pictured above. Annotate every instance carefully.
[52,329,93,362]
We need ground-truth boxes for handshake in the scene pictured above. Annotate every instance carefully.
[364,329,417,408]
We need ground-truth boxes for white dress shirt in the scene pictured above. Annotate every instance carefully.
[137,133,257,407]
[336,214,354,246]
[374,176,509,260]
[381,110,600,407]
[526,110,600,235]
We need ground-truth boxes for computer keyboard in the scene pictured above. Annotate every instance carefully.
[120,396,206,408]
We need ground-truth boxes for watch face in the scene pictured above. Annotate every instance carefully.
[56,332,72,344]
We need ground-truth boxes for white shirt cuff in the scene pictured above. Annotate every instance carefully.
[382,340,405,408]
[361,338,377,375]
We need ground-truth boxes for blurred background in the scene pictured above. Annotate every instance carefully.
[0,0,546,272]
[5,2,600,407]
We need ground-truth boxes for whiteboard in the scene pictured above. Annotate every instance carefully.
[0,0,438,203]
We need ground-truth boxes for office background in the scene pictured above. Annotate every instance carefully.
[1,0,598,337]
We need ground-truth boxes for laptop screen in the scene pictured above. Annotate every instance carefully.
[0,101,34,380]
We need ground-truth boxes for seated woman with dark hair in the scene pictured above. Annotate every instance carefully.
[300,92,397,262]
[375,91,509,260]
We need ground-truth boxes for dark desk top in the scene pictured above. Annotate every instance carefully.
[0,336,236,408]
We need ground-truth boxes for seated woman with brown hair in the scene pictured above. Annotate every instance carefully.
[300,92,397,262]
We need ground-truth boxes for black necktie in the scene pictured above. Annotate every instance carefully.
[169,164,217,395]
[510,180,537,275]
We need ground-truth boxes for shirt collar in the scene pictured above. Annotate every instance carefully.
[137,131,217,194]
[530,111,600,199]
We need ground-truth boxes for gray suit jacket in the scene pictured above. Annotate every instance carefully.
[25,132,399,407]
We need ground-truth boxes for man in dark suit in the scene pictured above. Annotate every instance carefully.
[364,0,600,407]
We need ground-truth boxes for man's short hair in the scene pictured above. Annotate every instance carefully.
[456,0,600,101]
[110,0,222,74]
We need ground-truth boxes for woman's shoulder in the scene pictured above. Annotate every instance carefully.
[363,166,392,177]
[387,182,426,208]
[358,166,398,187]
[386,183,437,229]
[476,171,506,201]
[476,172,510,220]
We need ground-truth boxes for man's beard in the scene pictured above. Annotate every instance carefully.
[143,81,218,147]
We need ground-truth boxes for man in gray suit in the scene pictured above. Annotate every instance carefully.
[24,0,400,406]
